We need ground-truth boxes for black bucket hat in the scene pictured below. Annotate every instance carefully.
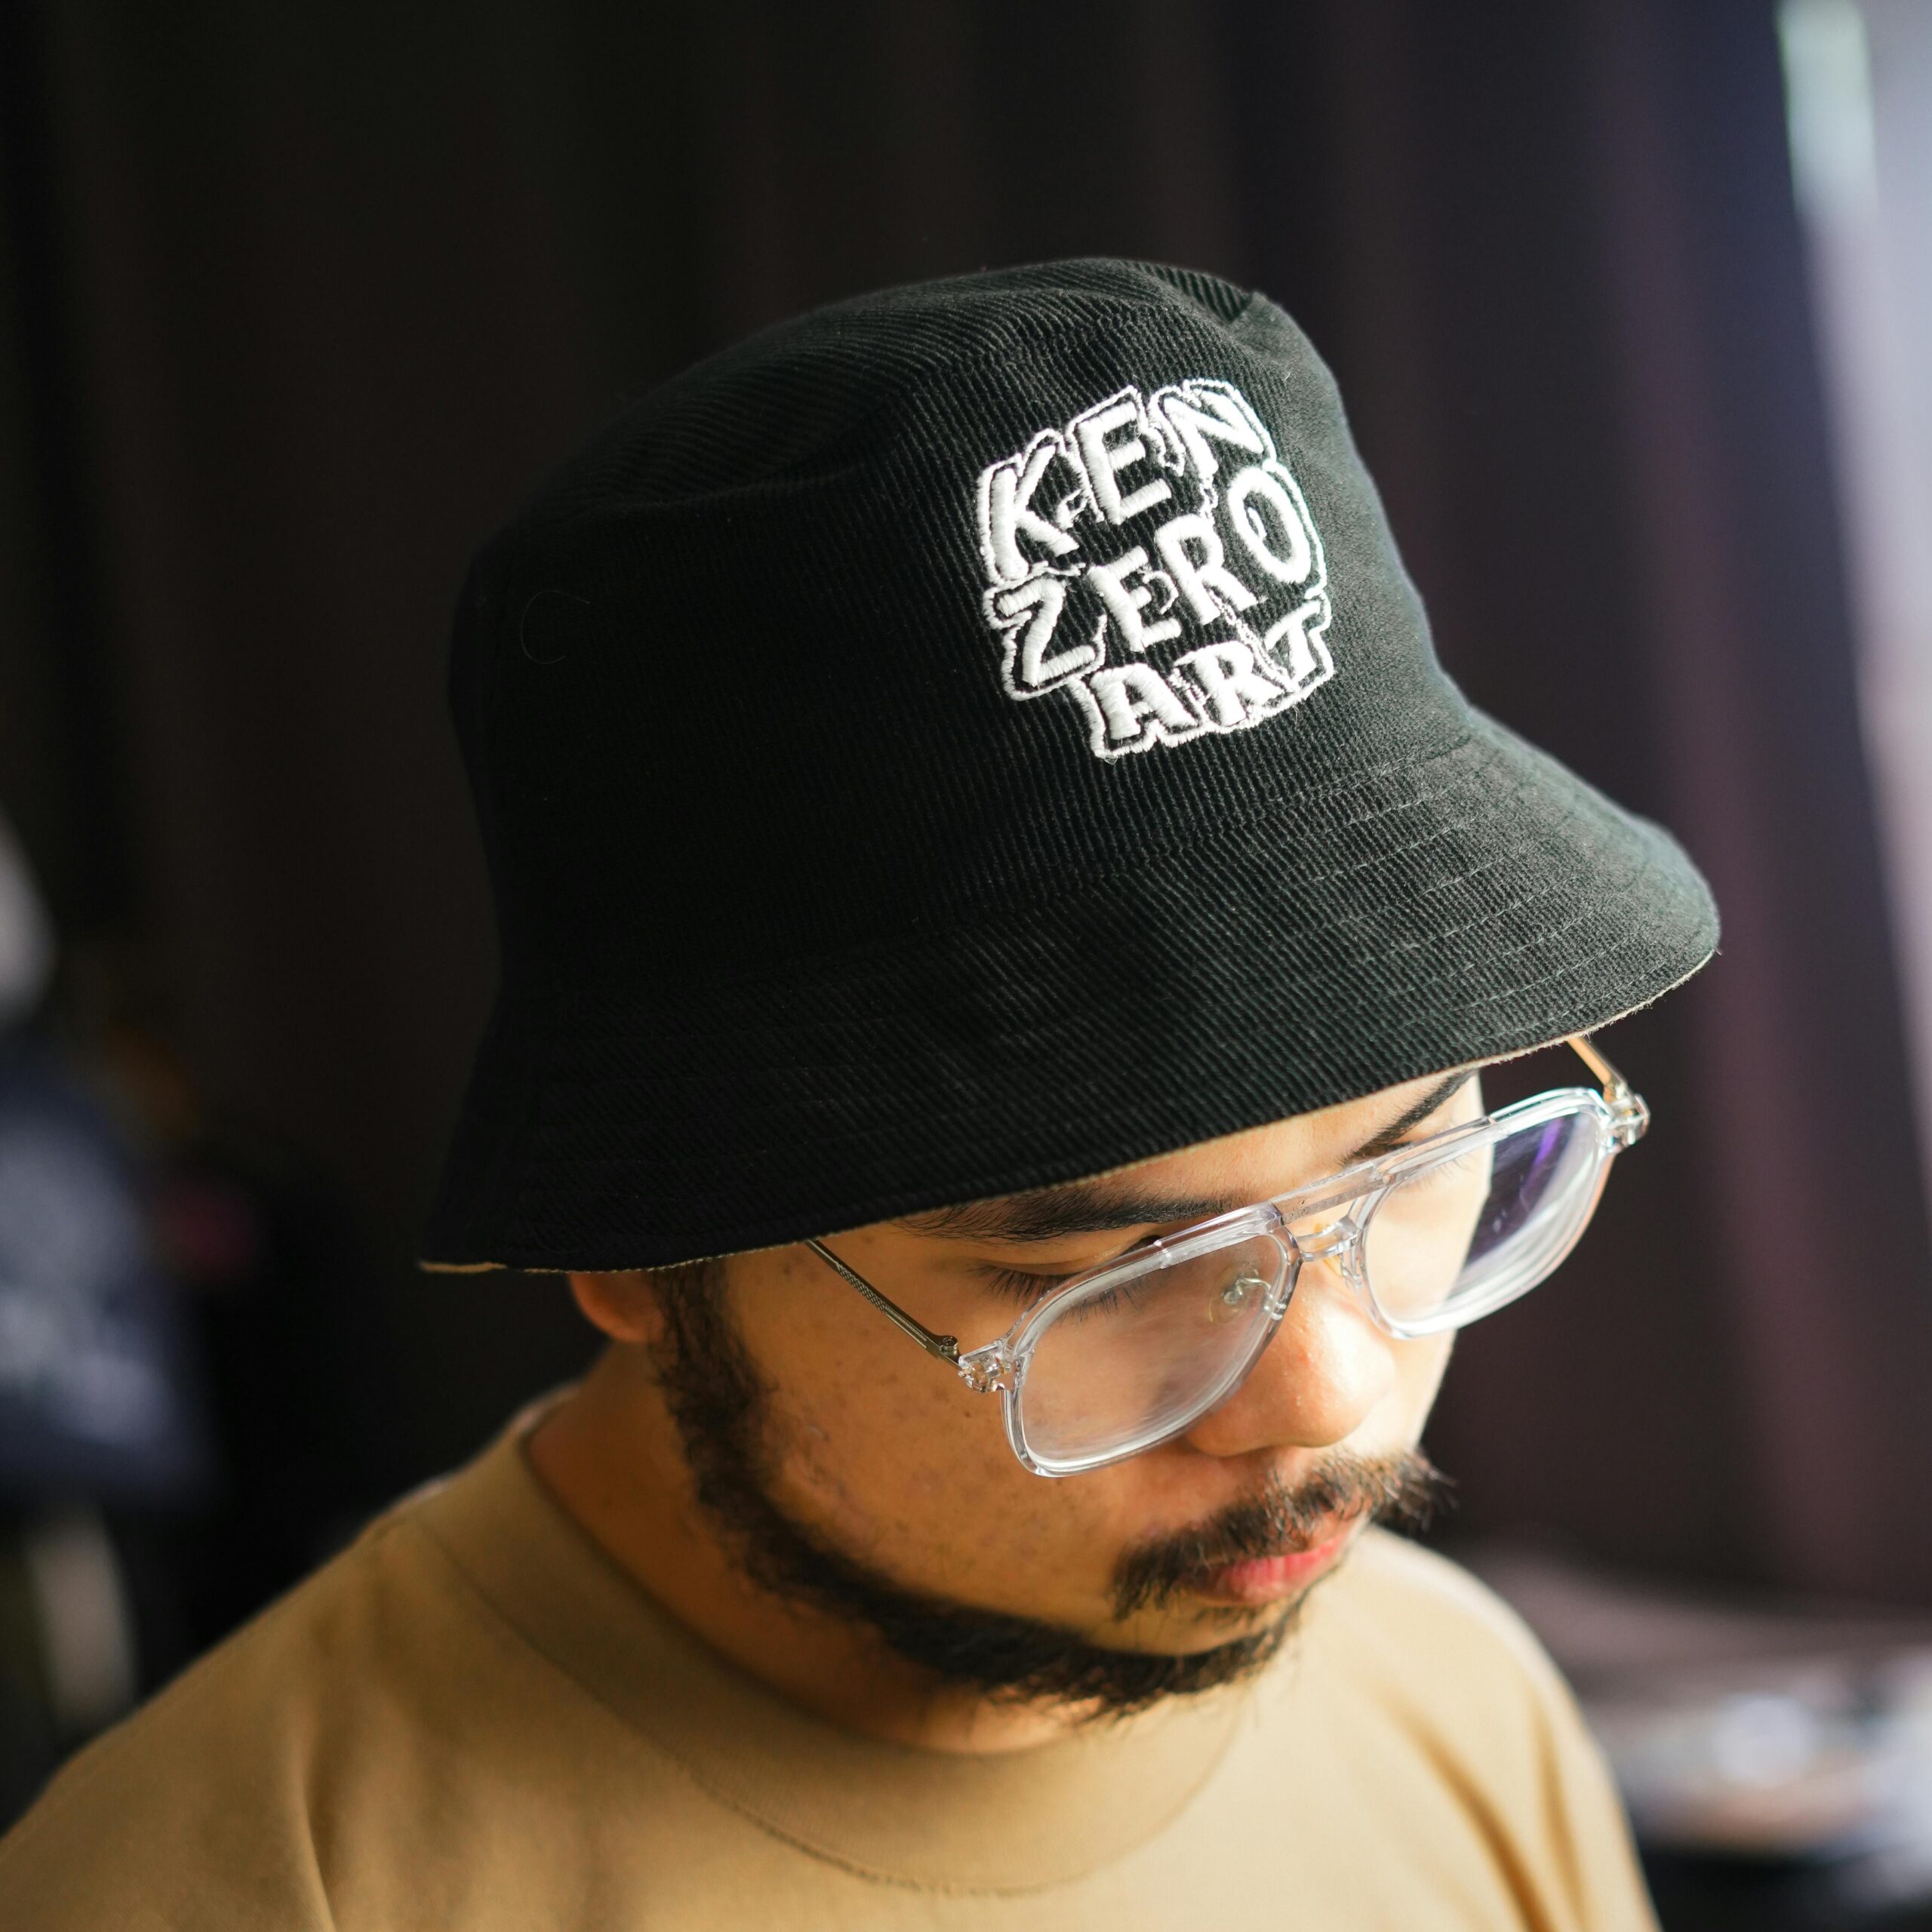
[422,259,1716,1273]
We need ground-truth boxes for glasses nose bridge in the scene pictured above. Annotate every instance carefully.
[1275,1208,1379,1319]
[1286,1208,1364,1265]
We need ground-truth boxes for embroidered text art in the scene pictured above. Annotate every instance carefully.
[973,378,1334,759]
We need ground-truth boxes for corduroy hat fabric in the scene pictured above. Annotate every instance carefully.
[422,259,1717,1273]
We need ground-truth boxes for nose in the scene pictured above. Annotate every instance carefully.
[1178,1260,1398,1457]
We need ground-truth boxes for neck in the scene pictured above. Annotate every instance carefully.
[526,1349,1078,1753]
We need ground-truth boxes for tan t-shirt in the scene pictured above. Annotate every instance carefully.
[0,1420,1657,1930]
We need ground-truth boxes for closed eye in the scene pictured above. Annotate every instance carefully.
[980,1264,1078,1303]
[980,1235,1168,1306]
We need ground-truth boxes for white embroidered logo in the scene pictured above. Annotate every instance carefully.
[973,378,1334,759]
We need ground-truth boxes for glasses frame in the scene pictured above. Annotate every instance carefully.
[807,1035,1647,1477]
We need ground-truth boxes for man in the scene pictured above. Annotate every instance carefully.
[0,260,1715,1927]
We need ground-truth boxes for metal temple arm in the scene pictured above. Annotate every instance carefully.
[805,1238,961,1363]
[1567,1034,1650,1146]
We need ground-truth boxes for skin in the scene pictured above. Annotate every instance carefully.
[531,1066,1484,1753]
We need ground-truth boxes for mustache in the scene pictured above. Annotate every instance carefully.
[1110,1448,1454,1618]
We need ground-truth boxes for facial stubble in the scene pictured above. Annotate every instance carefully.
[648,1264,1451,1718]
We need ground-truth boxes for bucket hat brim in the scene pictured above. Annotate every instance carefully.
[421,705,1716,1272]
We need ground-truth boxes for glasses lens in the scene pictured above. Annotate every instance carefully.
[1014,1232,1287,1475]
[1361,1106,1607,1330]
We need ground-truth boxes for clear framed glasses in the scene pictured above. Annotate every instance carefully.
[808,1037,1648,1478]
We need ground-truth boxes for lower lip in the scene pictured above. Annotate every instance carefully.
[1192,1531,1352,1605]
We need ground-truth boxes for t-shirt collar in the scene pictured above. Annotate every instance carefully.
[414,1417,1252,1890]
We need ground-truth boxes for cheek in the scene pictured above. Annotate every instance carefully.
[731,1262,1035,1552]
[777,1348,992,1524]
[783,1365,1097,1604]
[729,1253,1140,1614]
[1397,1331,1457,1432]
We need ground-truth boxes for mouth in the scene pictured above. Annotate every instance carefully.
[1185,1518,1362,1606]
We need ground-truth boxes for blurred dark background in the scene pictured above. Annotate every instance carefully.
[3,1,1931,1918]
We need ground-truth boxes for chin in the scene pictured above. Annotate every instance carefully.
[1114,1592,1297,1655]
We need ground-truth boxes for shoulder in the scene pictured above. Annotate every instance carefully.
[1340,1529,1571,1683]
[1250,1538,1656,1927]
[1306,1529,1596,1766]
[0,1499,474,1930]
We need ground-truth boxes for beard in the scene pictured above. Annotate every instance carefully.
[648,1265,1451,1719]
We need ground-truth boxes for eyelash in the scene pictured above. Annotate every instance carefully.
[983,1265,1075,1303]
[983,1267,1156,1334]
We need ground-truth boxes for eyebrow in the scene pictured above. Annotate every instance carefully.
[900,1070,1477,1246]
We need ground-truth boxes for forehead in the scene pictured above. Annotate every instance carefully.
[898,1066,1472,1245]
